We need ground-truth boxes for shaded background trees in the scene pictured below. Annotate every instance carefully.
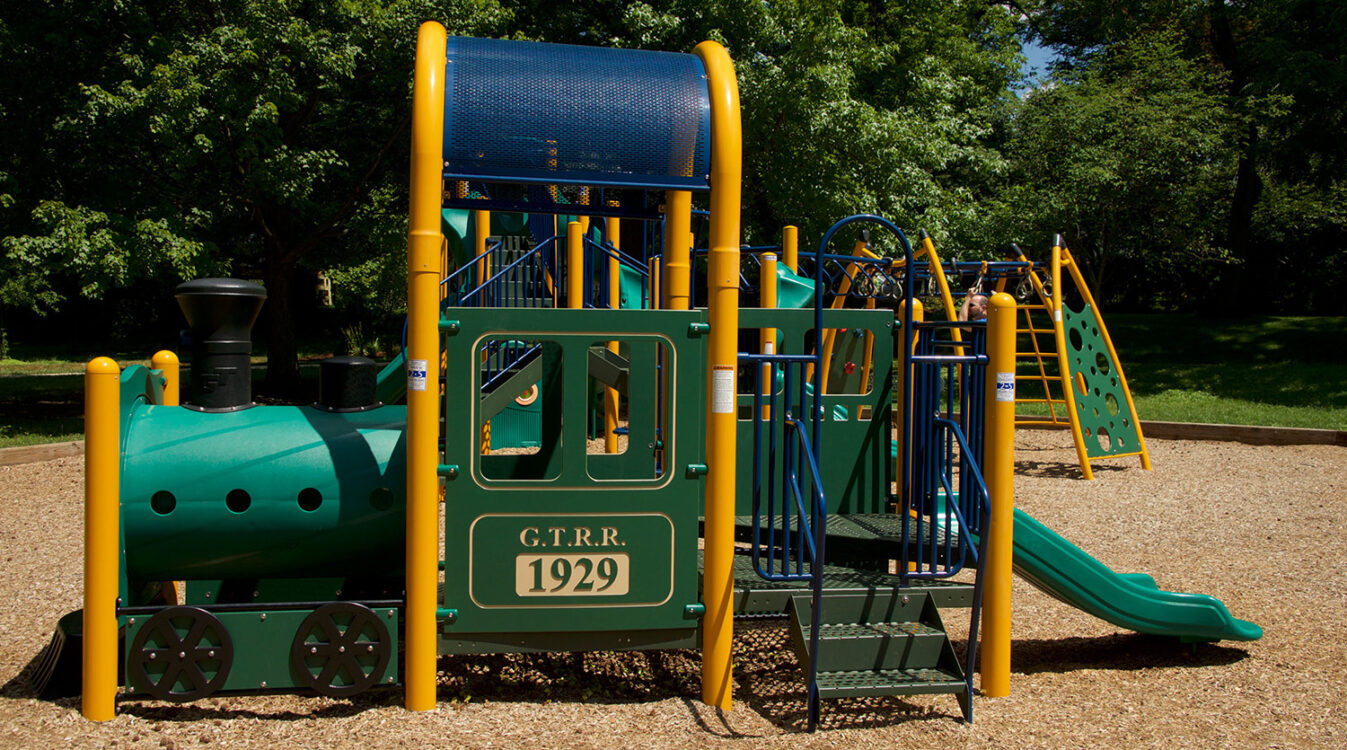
[2,0,1343,383]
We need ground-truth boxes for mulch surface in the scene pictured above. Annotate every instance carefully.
[2,430,1343,748]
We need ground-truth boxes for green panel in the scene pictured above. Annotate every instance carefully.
[441,308,706,639]
[1061,304,1143,457]
[121,405,406,581]
[123,608,400,694]
[734,308,895,516]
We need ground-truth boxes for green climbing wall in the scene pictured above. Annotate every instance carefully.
[1061,304,1142,458]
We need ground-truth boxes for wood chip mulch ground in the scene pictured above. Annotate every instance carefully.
[1,429,1343,748]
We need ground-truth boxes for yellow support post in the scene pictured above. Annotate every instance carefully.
[693,39,741,713]
[1046,238,1093,479]
[760,252,778,419]
[605,208,622,454]
[474,208,491,305]
[151,350,179,406]
[404,20,447,713]
[662,190,692,310]
[579,186,592,236]
[782,225,798,273]
[82,356,119,721]
[980,292,1016,697]
[567,221,584,309]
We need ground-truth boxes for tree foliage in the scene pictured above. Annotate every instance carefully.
[996,30,1236,304]
[0,0,509,387]
[2,0,1342,379]
[1012,0,1347,312]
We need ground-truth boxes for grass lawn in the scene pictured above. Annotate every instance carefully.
[1105,314,1346,430]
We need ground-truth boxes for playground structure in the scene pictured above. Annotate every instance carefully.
[46,24,1260,732]
[816,229,1153,480]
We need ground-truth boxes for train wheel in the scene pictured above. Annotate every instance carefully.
[127,606,233,702]
[290,603,391,697]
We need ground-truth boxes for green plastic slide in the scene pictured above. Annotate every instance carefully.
[1011,508,1262,642]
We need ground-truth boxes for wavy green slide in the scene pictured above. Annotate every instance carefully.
[1012,508,1262,642]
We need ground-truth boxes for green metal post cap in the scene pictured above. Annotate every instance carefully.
[685,463,707,478]
[684,603,706,619]
[439,320,461,334]
[436,464,460,479]
[687,322,710,337]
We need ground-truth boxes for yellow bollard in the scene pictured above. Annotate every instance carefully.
[151,350,179,406]
[82,357,120,721]
[980,292,1016,697]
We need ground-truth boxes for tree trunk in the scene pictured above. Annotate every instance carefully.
[261,255,301,398]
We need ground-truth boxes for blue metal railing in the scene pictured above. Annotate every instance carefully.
[902,319,990,577]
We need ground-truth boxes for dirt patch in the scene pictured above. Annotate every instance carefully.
[1,430,1344,748]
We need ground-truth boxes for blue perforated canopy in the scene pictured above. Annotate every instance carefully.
[442,36,712,191]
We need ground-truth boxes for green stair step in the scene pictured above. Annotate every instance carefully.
[789,591,971,716]
[812,620,950,672]
[814,666,966,699]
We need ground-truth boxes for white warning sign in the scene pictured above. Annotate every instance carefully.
[408,358,429,392]
[711,365,735,414]
[995,372,1015,402]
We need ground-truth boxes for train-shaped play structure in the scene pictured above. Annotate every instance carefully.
[39,23,1260,731]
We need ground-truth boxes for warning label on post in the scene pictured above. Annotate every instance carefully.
[408,359,429,392]
[711,365,735,414]
[995,372,1015,401]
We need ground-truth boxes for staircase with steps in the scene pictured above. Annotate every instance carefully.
[787,591,971,719]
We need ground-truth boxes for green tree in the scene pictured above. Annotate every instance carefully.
[1,0,508,390]
[996,30,1237,306]
[1011,0,1347,312]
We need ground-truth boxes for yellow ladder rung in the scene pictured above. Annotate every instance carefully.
[1087,451,1144,461]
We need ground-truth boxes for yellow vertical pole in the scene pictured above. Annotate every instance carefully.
[605,208,622,454]
[760,252,778,419]
[662,190,692,310]
[151,349,183,604]
[567,221,584,309]
[980,291,1016,697]
[82,357,120,721]
[579,186,592,236]
[151,350,179,406]
[404,20,446,713]
[474,208,491,305]
[1048,238,1092,479]
[782,225,798,273]
[694,40,741,712]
